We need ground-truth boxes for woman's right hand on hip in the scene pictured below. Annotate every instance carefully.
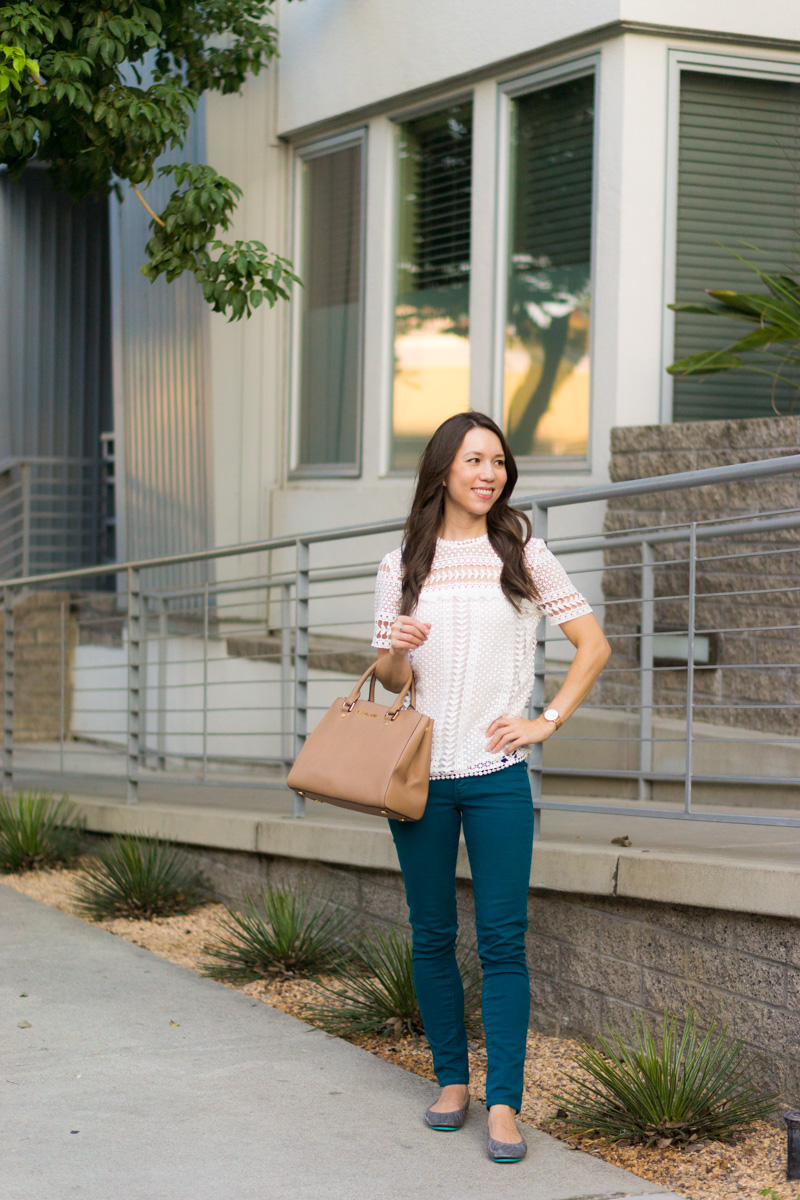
[390,615,431,653]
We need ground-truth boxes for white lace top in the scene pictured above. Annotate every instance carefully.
[371,533,592,779]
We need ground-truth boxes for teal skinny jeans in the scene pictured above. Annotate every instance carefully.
[389,760,534,1112]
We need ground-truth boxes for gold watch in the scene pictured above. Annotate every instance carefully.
[542,707,562,731]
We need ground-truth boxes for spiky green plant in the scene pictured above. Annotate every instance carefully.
[305,925,483,1041]
[199,881,353,981]
[554,1009,778,1146]
[71,833,214,919]
[0,791,85,873]
[667,248,800,409]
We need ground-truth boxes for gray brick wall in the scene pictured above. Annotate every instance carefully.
[603,415,800,736]
[172,840,800,1104]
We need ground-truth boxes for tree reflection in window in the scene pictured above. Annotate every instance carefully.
[504,76,594,459]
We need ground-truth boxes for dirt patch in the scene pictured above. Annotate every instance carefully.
[2,863,797,1200]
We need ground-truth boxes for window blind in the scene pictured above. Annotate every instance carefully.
[297,141,363,469]
[673,70,800,421]
[391,104,472,471]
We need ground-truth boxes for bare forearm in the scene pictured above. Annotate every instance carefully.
[546,636,610,723]
[374,648,413,693]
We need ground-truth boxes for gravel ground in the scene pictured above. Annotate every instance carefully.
[2,862,797,1200]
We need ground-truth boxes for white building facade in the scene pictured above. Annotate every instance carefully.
[104,1,800,568]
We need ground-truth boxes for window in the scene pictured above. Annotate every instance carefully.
[502,74,594,459]
[672,70,800,421]
[293,136,364,472]
[390,103,473,471]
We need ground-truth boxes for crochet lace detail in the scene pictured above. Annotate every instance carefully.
[371,534,592,779]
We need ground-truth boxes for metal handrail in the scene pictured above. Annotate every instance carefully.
[2,452,800,829]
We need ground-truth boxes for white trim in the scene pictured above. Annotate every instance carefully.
[378,119,402,478]
[493,52,600,469]
[288,128,367,478]
[660,47,800,424]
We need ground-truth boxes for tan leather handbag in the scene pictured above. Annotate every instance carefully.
[286,660,432,821]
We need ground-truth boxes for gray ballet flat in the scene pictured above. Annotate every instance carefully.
[488,1134,527,1162]
[424,1096,470,1130]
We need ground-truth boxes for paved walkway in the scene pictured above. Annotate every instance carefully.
[0,887,685,1200]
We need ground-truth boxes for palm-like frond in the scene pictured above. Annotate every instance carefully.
[667,244,800,402]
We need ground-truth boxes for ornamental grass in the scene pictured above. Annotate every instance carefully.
[305,924,483,1041]
[0,791,86,873]
[71,832,215,919]
[554,1009,778,1147]
[199,880,353,981]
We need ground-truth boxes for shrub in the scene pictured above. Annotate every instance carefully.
[199,881,352,981]
[554,1009,778,1146]
[71,833,214,919]
[0,792,86,873]
[305,925,483,1041]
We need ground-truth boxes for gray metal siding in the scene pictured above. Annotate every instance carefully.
[110,100,213,596]
[0,167,112,462]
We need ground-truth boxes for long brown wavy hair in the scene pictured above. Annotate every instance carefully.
[399,411,539,616]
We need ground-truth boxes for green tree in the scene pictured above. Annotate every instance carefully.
[0,2,299,320]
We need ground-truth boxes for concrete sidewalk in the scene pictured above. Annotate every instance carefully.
[0,886,685,1200]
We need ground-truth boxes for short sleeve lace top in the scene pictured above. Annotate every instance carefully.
[371,533,592,779]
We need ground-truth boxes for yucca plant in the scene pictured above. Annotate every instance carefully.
[71,832,214,919]
[554,1009,778,1146]
[0,791,86,873]
[305,924,483,1041]
[199,881,353,981]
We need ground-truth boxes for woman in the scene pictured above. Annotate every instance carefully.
[372,411,610,1163]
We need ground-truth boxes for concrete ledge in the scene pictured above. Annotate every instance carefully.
[68,795,800,920]
[617,849,800,920]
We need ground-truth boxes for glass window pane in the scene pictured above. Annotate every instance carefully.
[391,104,472,471]
[673,70,800,421]
[297,142,363,468]
[504,75,594,459]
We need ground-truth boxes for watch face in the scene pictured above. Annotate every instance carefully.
[543,708,559,722]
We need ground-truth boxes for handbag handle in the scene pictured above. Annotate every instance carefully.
[343,659,416,717]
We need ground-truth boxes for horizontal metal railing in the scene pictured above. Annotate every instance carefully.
[0,456,104,581]
[1,452,799,833]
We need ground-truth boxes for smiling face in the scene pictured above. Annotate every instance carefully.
[441,426,508,525]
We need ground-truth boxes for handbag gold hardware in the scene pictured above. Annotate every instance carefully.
[286,660,432,821]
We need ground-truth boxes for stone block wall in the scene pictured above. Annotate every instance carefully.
[0,591,78,743]
[603,415,800,736]
[171,841,800,1104]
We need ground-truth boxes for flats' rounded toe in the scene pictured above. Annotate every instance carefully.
[487,1134,527,1162]
[424,1097,470,1130]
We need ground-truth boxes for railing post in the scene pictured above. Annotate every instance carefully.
[126,567,141,803]
[202,580,209,781]
[293,540,309,818]
[139,595,149,767]
[684,522,697,813]
[281,583,294,774]
[20,463,31,580]
[527,503,548,840]
[156,596,167,771]
[638,541,654,800]
[3,587,14,790]
[59,599,66,776]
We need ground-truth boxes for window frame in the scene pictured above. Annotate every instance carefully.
[660,48,800,424]
[382,91,475,478]
[288,128,368,479]
[493,53,601,472]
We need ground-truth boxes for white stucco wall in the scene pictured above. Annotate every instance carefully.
[276,0,800,134]
[199,3,800,578]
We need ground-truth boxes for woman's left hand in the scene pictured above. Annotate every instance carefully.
[485,716,554,755]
